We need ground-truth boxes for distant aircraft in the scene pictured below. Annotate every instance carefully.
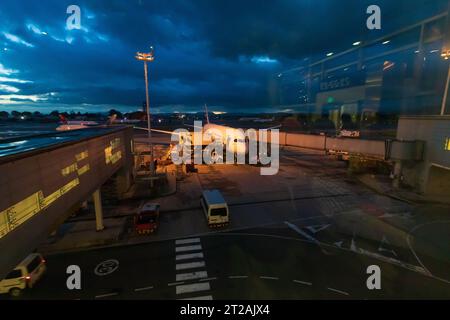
[239,117,275,123]
[55,114,116,131]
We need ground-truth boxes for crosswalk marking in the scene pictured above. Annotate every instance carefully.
[176,238,200,245]
[176,261,205,271]
[176,271,208,282]
[173,237,213,300]
[176,252,204,261]
[175,244,202,253]
[176,282,210,295]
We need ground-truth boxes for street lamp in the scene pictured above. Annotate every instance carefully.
[135,46,155,176]
[440,48,450,115]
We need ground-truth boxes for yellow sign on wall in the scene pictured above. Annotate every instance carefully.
[105,138,122,164]
[0,150,90,239]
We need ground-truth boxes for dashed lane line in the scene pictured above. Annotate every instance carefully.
[168,281,185,286]
[179,295,213,300]
[293,280,312,286]
[327,287,350,296]
[134,286,154,292]
[200,277,217,282]
[260,276,279,280]
[95,292,119,299]
[176,271,208,282]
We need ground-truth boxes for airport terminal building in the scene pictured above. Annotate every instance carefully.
[275,11,450,131]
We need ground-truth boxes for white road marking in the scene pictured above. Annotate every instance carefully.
[176,271,208,282]
[176,238,200,245]
[334,241,344,248]
[207,232,436,283]
[293,280,312,286]
[200,277,217,282]
[95,292,119,299]
[179,295,213,300]
[176,282,210,295]
[260,276,279,280]
[176,252,204,261]
[405,221,450,278]
[284,221,319,244]
[305,224,331,234]
[176,261,205,270]
[378,235,398,257]
[134,286,154,292]
[327,287,349,296]
[229,275,248,279]
[168,282,185,286]
[175,245,202,253]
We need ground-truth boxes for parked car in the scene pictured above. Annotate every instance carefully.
[0,253,47,297]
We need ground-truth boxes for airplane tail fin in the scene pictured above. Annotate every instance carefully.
[204,104,210,124]
[58,114,67,124]
[107,114,117,125]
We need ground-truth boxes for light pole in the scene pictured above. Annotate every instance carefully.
[136,46,155,177]
[440,49,450,116]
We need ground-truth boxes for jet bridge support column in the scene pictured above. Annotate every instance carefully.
[93,189,104,231]
[393,161,403,188]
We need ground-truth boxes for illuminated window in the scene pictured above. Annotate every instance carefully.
[445,138,450,151]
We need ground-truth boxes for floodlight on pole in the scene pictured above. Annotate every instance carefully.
[135,46,155,177]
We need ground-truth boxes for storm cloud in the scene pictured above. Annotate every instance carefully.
[0,0,448,113]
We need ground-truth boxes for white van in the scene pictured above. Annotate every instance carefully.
[200,189,229,228]
[0,253,47,296]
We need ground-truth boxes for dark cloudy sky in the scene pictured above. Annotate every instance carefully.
[0,0,448,113]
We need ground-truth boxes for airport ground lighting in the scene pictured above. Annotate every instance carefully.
[135,46,155,177]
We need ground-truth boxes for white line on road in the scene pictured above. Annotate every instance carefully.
[285,221,319,244]
[95,292,119,299]
[200,277,217,282]
[293,280,312,286]
[179,295,213,300]
[175,245,202,253]
[176,271,208,282]
[260,276,279,280]
[176,252,204,261]
[176,238,201,245]
[229,275,248,279]
[134,286,154,292]
[176,282,211,295]
[168,281,185,286]
[327,287,349,296]
[176,261,205,271]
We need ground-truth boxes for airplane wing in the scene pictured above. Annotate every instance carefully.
[134,126,192,137]
[134,126,175,135]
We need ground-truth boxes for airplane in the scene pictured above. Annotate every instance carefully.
[55,114,116,131]
[135,105,281,157]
